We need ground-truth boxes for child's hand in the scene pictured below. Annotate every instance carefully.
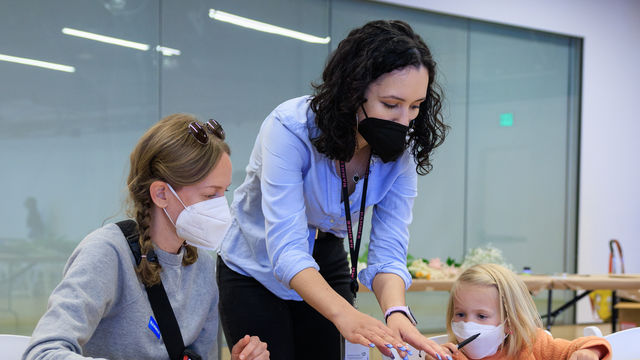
[568,349,600,360]
[230,335,269,360]
[441,342,459,358]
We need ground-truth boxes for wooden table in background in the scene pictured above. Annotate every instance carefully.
[360,274,640,332]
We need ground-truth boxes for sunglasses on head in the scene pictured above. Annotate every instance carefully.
[188,119,226,144]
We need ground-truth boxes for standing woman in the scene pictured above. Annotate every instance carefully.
[24,114,269,360]
[218,20,449,360]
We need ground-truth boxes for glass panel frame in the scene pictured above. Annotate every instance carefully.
[0,0,581,338]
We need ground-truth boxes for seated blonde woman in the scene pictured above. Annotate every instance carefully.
[24,114,269,360]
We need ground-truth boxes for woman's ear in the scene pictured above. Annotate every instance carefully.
[149,181,169,208]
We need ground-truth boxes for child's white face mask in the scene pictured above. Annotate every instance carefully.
[451,320,507,359]
[163,183,232,251]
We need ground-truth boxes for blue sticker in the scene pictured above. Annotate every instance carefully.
[148,316,161,339]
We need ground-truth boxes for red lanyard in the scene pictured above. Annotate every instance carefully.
[338,155,372,297]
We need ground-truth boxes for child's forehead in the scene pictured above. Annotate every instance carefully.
[458,282,498,294]
[454,283,500,309]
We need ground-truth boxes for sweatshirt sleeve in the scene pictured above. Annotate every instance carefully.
[23,240,121,360]
[189,275,219,360]
[532,329,612,359]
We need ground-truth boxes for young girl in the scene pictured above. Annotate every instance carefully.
[443,264,611,360]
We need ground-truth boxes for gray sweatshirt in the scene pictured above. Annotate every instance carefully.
[23,223,219,360]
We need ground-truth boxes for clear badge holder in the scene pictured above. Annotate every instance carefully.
[341,296,370,360]
[343,339,370,360]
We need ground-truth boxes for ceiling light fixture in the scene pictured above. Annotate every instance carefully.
[0,53,75,73]
[208,9,330,44]
[156,46,181,56]
[62,27,150,51]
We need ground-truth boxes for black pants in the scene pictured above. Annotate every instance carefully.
[217,232,353,360]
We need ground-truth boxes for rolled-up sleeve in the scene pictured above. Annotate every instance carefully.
[359,157,417,290]
[260,112,319,288]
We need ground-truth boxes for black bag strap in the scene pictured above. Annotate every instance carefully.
[116,220,185,360]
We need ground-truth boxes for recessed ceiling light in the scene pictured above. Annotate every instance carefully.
[0,53,75,73]
[209,9,330,44]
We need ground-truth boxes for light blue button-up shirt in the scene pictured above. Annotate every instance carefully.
[220,96,417,300]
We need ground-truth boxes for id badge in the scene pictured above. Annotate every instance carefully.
[381,344,422,360]
[344,339,370,360]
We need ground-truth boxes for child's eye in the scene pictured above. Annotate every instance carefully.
[455,312,465,318]
[477,314,487,320]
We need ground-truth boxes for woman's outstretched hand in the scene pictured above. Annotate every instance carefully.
[333,306,410,358]
[231,335,270,360]
[387,312,453,360]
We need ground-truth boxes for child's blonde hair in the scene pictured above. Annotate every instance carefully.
[446,263,543,357]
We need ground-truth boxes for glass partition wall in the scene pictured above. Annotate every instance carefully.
[0,0,581,335]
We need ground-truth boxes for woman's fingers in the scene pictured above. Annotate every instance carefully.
[233,335,269,360]
[418,341,452,360]
[442,342,458,355]
[335,308,412,358]
[255,349,270,360]
[242,336,268,360]
[419,343,451,360]
[231,335,250,355]
[361,328,409,358]
[366,332,396,357]
[397,328,451,360]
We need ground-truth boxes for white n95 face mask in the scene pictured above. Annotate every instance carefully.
[163,183,232,251]
[451,320,507,359]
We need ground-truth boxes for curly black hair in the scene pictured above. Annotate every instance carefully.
[310,20,448,175]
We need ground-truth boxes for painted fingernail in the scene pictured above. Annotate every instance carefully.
[407,349,414,355]
[386,344,394,348]
[399,346,408,351]
[369,343,375,348]
[403,356,409,360]
[447,356,453,360]
[437,354,442,360]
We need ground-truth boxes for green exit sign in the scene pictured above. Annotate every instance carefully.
[500,113,514,127]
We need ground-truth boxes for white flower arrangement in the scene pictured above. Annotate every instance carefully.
[405,244,513,280]
[460,244,513,271]
[357,243,512,281]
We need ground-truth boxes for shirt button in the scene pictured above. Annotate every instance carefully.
[330,219,335,223]
[349,201,353,205]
